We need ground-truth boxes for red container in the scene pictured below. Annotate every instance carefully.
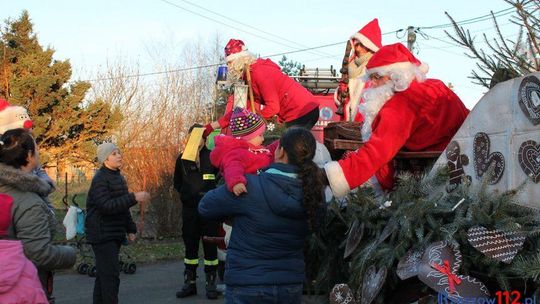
[311,94,341,143]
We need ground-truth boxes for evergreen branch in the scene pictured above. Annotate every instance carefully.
[511,251,540,281]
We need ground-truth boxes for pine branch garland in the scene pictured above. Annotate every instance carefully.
[309,170,540,302]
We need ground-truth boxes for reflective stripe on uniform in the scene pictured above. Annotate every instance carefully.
[204,259,219,266]
[184,258,199,265]
[203,174,216,180]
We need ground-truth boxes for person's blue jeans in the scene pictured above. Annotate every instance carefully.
[226,284,303,304]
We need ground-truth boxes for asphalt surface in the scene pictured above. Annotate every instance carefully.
[54,261,325,304]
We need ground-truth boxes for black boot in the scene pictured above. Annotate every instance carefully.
[205,271,218,300]
[176,269,197,298]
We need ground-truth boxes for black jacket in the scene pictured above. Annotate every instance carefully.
[173,147,218,208]
[85,166,137,244]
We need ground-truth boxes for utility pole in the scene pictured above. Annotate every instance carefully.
[407,26,416,52]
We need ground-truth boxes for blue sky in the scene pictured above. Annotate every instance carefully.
[3,0,517,108]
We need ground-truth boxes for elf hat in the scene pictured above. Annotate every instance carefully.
[229,107,266,140]
[351,18,383,53]
[225,39,250,62]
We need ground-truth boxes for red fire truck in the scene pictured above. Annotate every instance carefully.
[294,66,342,143]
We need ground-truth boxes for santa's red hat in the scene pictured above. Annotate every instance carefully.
[365,43,429,79]
[351,18,382,53]
[225,39,250,62]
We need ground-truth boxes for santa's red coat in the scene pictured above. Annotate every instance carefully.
[210,135,274,192]
[221,58,319,124]
[325,79,469,196]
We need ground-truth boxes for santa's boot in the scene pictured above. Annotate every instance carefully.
[176,269,197,298]
[205,270,218,300]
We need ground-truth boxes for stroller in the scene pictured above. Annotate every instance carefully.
[62,194,137,277]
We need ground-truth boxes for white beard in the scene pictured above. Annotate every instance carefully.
[359,82,395,140]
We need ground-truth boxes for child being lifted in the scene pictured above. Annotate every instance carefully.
[210,107,277,196]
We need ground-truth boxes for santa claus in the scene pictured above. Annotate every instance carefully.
[324,43,469,197]
[203,39,320,137]
[336,18,382,121]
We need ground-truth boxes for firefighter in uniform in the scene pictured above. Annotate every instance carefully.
[174,124,220,300]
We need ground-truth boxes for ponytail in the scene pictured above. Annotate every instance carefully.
[280,127,324,231]
[297,159,324,231]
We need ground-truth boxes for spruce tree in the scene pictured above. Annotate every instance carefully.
[0,11,121,167]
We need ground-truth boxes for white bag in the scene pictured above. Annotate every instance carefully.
[223,223,232,247]
[63,206,78,240]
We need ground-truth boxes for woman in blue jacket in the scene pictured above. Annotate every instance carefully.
[199,127,324,304]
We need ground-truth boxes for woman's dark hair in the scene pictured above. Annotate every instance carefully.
[279,127,324,230]
[0,128,36,169]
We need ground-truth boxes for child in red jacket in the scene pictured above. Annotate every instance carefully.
[210,107,277,196]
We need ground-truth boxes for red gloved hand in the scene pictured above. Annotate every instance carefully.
[217,110,233,128]
[202,124,214,139]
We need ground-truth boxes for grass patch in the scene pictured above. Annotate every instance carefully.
[124,240,184,264]
[50,182,90,209]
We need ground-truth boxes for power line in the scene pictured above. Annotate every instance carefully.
[423,21,513,42]
[79,4,525,83]
[418,30,464,48]
[83,41,346,82]
[158,0,333,58]
[173,0,334,57]
[416,41,469,58]
[82,28,402,83]
[420,6,516,30]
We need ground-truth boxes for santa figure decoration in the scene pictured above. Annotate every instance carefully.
[0,98,33,134]
[336,18,383,122]
[324,43,469,197]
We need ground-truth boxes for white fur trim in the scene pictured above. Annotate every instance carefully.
[418,63,429,74]
[351,33,379,53]
[226,50,250,62]
[366,62,429,78]
[324,161,350,198]
[313,142,332,168]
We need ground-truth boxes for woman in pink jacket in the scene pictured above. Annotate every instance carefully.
[0,193,48,304]
[203,39,320,138]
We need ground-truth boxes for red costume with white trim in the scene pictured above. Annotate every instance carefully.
[325,43,469,196]
[221,39,319,124]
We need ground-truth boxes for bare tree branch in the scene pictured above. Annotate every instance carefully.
[446,0,539,88]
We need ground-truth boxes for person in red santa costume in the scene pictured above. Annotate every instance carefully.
[335,18,382,122]
[203,39,320,138]
[324,43,469,197]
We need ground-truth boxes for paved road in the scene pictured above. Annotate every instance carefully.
[54,261,324,304]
